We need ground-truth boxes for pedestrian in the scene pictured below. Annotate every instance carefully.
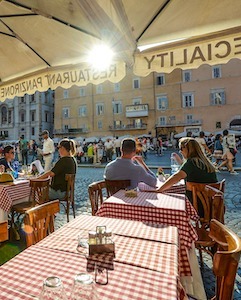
[114,136,121,157]
[39,130,55,172]
[104,138,114,162]
[19,135,29,165]
[31,139,38,162]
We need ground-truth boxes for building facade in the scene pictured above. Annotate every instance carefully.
[54,59,241,140]
[0,90,54,142]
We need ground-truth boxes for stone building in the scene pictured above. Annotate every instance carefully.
[54,59,241,140]
[0,90,54,142]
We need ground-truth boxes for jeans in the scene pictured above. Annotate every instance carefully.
[49,187,66,200]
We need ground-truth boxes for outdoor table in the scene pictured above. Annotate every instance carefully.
[138,179,186,194]
[0,179,30,222]
[0,215,186,300]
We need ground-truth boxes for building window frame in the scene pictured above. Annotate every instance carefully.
[156,73,165,85]
[96,103,104,116]
[96,84,103,94]
[112,100,122,114]
[63,89,69,99]
[114,83,120,92]
[212,65,222,78]
[133,78,140,89]
[159,116,167,126]
[210,89,226,105]
[157,95,168,111]
[182,92,194,108]
[183,70,192,82]
[79,87,86,97]
[79,105,87,117]
[62,107,70,118]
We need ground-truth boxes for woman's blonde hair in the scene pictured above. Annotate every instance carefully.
[179,137,215,173]
[59,138,76,156]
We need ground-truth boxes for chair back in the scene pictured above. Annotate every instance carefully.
[105,179,131,197]
[64,174,75,204]
[0,221,8,242]
[209,219,241,300]
[29,177,51,205]
[88,180,107,215]
[24,200,60,247]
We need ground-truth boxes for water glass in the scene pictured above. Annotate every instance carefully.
[70,273,98,300]
[39,276,67,300]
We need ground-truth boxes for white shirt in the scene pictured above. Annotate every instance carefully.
[43,137,55,155]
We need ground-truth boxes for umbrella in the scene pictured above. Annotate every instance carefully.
[84,137,99,143]
[1,0,241,101]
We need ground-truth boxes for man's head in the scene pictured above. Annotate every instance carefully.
[40,130,49,139]
[121,138,136,156]
[4,145,14,162]
[223,129,229,136]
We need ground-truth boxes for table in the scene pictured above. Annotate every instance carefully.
[138,179,186,194]
[0,215,186,300]
[0,179,30,222]
[96,190,198,277]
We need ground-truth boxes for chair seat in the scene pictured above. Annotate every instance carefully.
[12,202,35,213]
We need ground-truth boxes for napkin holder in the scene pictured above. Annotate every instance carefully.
[0,172,14,183]
[88,226,115,257]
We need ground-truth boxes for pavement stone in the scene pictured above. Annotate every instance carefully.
[54,149,241,300]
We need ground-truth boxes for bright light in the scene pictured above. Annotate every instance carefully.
[88,45,114,70]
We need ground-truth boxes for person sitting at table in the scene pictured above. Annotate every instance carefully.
[156,137,217,216]
[104,138,157,189]
[29,159,44,176]
[0,145,15,173]
[38,138,77,200]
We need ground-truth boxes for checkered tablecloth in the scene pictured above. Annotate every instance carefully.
[0,286,36,300]
[0,245,182,300]
[96,190,199,276]
[138,179,186,194]
[0,180,30,211]
[36,225,179,276]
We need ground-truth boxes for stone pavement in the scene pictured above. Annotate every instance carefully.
[55,149,241,300]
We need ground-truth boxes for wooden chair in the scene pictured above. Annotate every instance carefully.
[24,200,60,247]
[88,180,107,215]
[186,180,226,267]
[0,221,8,243]
[11,177,51,234]
[209,219,241,300]
[59,174,76,223]
[105,179,131,197]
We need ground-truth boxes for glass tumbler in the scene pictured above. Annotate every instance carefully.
[70,273,98,300]
[39,276,67,300]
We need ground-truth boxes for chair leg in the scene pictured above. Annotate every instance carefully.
[199,248,204,268]
[72,200,75,219]
[66,201,70,223]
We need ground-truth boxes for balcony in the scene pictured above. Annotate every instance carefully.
[156,119,202,128]
[109,124,147,131]
[126,104,149,117]
[54,128,89,135]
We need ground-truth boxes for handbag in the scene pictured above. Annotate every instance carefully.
[229,148,237,156]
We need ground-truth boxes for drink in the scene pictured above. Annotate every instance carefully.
[170,154,179,175]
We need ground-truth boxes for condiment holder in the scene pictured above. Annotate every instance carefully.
[88,226,115,257]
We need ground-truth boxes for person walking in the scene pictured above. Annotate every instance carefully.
[40,130,55,172]
[19,135,29,165]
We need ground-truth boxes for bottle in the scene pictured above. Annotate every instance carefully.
[170,153,179,175]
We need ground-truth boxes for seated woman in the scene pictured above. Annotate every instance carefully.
[38,139,77,200]
[156,137,217,216]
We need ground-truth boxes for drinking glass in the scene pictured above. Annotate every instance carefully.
[76,232,89,256]
[70,273,98,300]
[39,276,67,300]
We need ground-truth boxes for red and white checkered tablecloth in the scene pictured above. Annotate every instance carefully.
[96,190,199,276]
[138,179,186,194]
[0,180,30,211]
[65,214,179,244]
[0,286,36,300]
[36,226,179,276]
[0,245,182,300]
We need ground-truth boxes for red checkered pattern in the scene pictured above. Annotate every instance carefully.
[96,190,198,276]
[0,246,183,300]
[0,180,30,211]
[0,286,35,300]
[65,214,179,244]
[138,180,186,194]
[37,226,179,276]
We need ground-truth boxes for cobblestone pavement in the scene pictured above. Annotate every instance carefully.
[55,150,241,300]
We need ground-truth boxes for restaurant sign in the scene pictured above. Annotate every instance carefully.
[0,61,126,102]
[134,30,241,76]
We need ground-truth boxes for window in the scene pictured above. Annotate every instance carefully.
[212,65,221,78]
[62,108,69,118]
[31,110,35,122]
[114,83,120,92]
[31,127,35,135]
[210,90,226,105]
[159,116,166,125]
[29,94,35,102]
[96,84,103,94]
[183,70,191,82]
[79,105,87,117]
[63,125,69,130]
[132,97,142,105]
[157,95,168,111]
[134,119,142,128]
[96,103,104,115]
[186,114,193,124]
[97,120,102,129]
[45,112,49,122]
[156,73,165,85]
[182,93,194,108]
[19,96,25,103]
[113,100,122,114]
[133,78,140,89]
[20,111,25,122]
[1,106,7,124]
[8,110,12,123]
[63,89,69,98]
[79,87,86,97]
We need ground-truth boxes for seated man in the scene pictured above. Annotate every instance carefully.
[0,145,15,172]
[104,138,157,189]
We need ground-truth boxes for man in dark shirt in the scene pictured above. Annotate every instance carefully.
[0,145,15,172]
